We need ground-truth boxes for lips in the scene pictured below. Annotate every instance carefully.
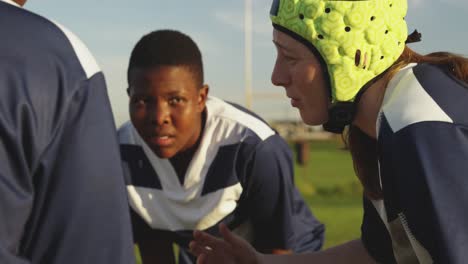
[287,94,301,107]
[148,134,175,147]
[155,136,172,145]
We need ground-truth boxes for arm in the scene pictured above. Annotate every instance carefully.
[260,239,375,264]
[130,210,176,264]
[270,249,293,255]
[0,85,34,264]
[0,72,134,264]
[386,122,468,263]
[32,74,135,263]
[138,239,176,264]
[190,223,376,264]
[0,48,42,264]
[241,135,323,253]
[0,10,134,263]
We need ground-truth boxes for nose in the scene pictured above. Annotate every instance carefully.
[271,58,290,87]
[149,103,170,126]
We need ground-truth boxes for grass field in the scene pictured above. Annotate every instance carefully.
[292,138,363,249]
[135,137,363,263]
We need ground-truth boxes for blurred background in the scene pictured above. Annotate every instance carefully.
[26,0,468,262]
[28,0,468,126]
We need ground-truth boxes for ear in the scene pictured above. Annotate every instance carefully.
[197,84,209,111]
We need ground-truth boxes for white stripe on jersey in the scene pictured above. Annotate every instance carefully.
[374,64,441,263]
[370,199,433,263]
[128,184,242,231]
[122,118,244,230]
[51,21,101,79]
[0,0,100,79]
[119,97,276,231]
[380,63,453,133]
[207,96,275,141]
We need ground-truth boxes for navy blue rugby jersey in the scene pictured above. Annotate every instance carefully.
[361,63,468,263]
[119,96,324,261]
[0,1,134,263]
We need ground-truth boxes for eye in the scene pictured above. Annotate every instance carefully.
[168,96,183,105]
[283,54,298,65]
[131,97,147,106]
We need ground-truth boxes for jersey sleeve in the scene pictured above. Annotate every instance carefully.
[0,73,135,263]
[241,134,324,253]
[0,66,34,264]
[382,121,468,263]
[0,7,135,263]
[36,74,135,263]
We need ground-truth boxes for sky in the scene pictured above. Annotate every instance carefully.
[26,0,468,127]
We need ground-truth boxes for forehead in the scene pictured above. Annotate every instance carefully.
[273,29,323,62]
[273,29,307,53]
[131,65,194,81]
[129,66,198,93]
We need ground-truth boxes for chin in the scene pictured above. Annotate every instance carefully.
[152,148,176,159]
[300,111,328,126]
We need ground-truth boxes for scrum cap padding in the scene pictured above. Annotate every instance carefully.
[271,0,408,102]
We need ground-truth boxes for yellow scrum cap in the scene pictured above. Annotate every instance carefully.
[270,0,408,103]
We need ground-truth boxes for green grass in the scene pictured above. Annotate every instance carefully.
[308,196,362,248]
[135,138,364,262]
[135,247,141,264]
[293,138,363,249]
[294,139,360,195]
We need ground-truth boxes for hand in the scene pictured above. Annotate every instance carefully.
[189,223,262,264]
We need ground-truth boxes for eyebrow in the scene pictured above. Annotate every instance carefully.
[272,40,293,53]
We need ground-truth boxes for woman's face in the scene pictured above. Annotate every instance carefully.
[271,29,330,125]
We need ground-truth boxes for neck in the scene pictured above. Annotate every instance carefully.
[169,133,201,184]
[169,110,206,182]
[352,77,387,139]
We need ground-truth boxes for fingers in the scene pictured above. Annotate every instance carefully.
[190,230,234,264]
[193,230,226,250]
[219,223,239,246]
[196,253,206,264]
[189,238,215,258]
[219,223,252,253]
[190,230,231,255]
[195,251,231,264]
[190,225,260,264]
[219,223,261,263]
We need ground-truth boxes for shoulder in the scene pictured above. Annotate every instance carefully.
[117,121,136,144]
[205,97,291,159]
[48,21,101,79]
[0,3,100,80]
[117,121,147,162]
[206,96,276,141]
[117,121,145,158]
[379,63,468,134]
